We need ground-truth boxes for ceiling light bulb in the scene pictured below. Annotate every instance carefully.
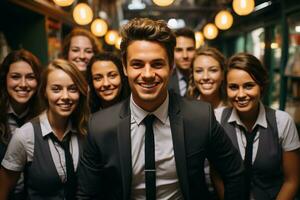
[233,0,255,16]
[105,30,119,45]
[91,19,108,37]
[215,10,234,30]
[73,3,93,25]
[195,31,204,48]
[203,23,219,40]
[53,0,74,7]
[152,0,175,7]
[115,36,122,50]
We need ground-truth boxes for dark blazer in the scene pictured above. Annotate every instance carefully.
[168,69,181,95]
[77,92,245,200]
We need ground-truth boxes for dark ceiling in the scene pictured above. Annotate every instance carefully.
[121,0,278,30]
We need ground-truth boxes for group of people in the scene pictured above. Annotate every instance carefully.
[0,17,298,200]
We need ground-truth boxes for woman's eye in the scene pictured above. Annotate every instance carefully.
[228,85,238,90]
[244,84,254,90]
[194,69,203,73]
[51,86,60,93]
[85,49,93,54]
[26,74,36,80]
[71,48,79,52]
[109,74,117,79]
[11,75,20,80]
[69,85,78,93]
[210,68,218,73]
[93,76,102,81]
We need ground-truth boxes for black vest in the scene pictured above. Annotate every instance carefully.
[24,118,82,200]
[221,107,283,200]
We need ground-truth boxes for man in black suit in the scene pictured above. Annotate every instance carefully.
[77,18,245,200]
[168,28,196,96]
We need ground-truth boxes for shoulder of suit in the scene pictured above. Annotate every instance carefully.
[92,101,124,118]
[90,101,126,128]
[170,92,211,111]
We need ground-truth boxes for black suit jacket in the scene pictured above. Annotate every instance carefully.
[77,93,245,200]
[168,69,181,95]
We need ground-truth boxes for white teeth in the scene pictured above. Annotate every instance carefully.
[16,91,29,96]
[59,104,72,109]
[201,83,213,89]
[237,100,249,106]
[140,83,156,88]
[16,90,29,92]
[101,90,113,95]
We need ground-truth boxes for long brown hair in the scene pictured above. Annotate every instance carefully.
[0,49,43,144]
[39,59,90,136]
[87,52,130,112]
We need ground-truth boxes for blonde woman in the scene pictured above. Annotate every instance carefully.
[0,59,89,200]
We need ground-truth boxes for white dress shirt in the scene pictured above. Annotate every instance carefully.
[176,69,188,96]
[215,102,300,162]
[130,94,183,200]
[2,111,80,182]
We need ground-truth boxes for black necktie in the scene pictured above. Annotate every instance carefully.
[144,115,156,200]
[49,133,76,200]
[243,127,258,200]
[9,113,26,127]
[182,76,189,96]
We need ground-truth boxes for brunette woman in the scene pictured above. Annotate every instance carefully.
[215,53,300,200]
[0,49,42,161]
[62,28,102,72]
[0,59,89,200]
[87,52,130,112]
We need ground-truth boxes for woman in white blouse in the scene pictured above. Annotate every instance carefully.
[0,59,89,200]
[214,53,300,200]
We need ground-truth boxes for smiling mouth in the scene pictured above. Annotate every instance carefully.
[236,100,249,107]
[15,90,31,96]
[101,89,115,95]
[58,104,73,110]
[200,83,213,89]
[139,82,158,89]
[74,61,87,66]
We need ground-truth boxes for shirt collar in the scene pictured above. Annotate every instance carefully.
[176,68,184,80]
[8,103,29,118]
[39,111,76,138]
[228,101,267,129]
[130,93,169,125]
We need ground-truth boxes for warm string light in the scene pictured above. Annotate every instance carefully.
[91,19,108,37]
[152,0,175,7]
[105,30,119,45]
[53,0,74,7]
[203,23,218,40]
[195,32,204,48]
[115,36,122,50]
[232,0,255,16]
[73,3,93,25]
[215,10,233,30]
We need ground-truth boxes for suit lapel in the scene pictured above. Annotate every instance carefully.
[117,99,132,200]
[168,93,190,199]
[173,70,180,94]
[169,69,181,94]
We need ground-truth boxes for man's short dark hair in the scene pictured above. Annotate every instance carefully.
[174,28,195,43]
[120,18,176,67]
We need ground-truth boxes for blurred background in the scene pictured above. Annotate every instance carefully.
[1,0,300,127]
